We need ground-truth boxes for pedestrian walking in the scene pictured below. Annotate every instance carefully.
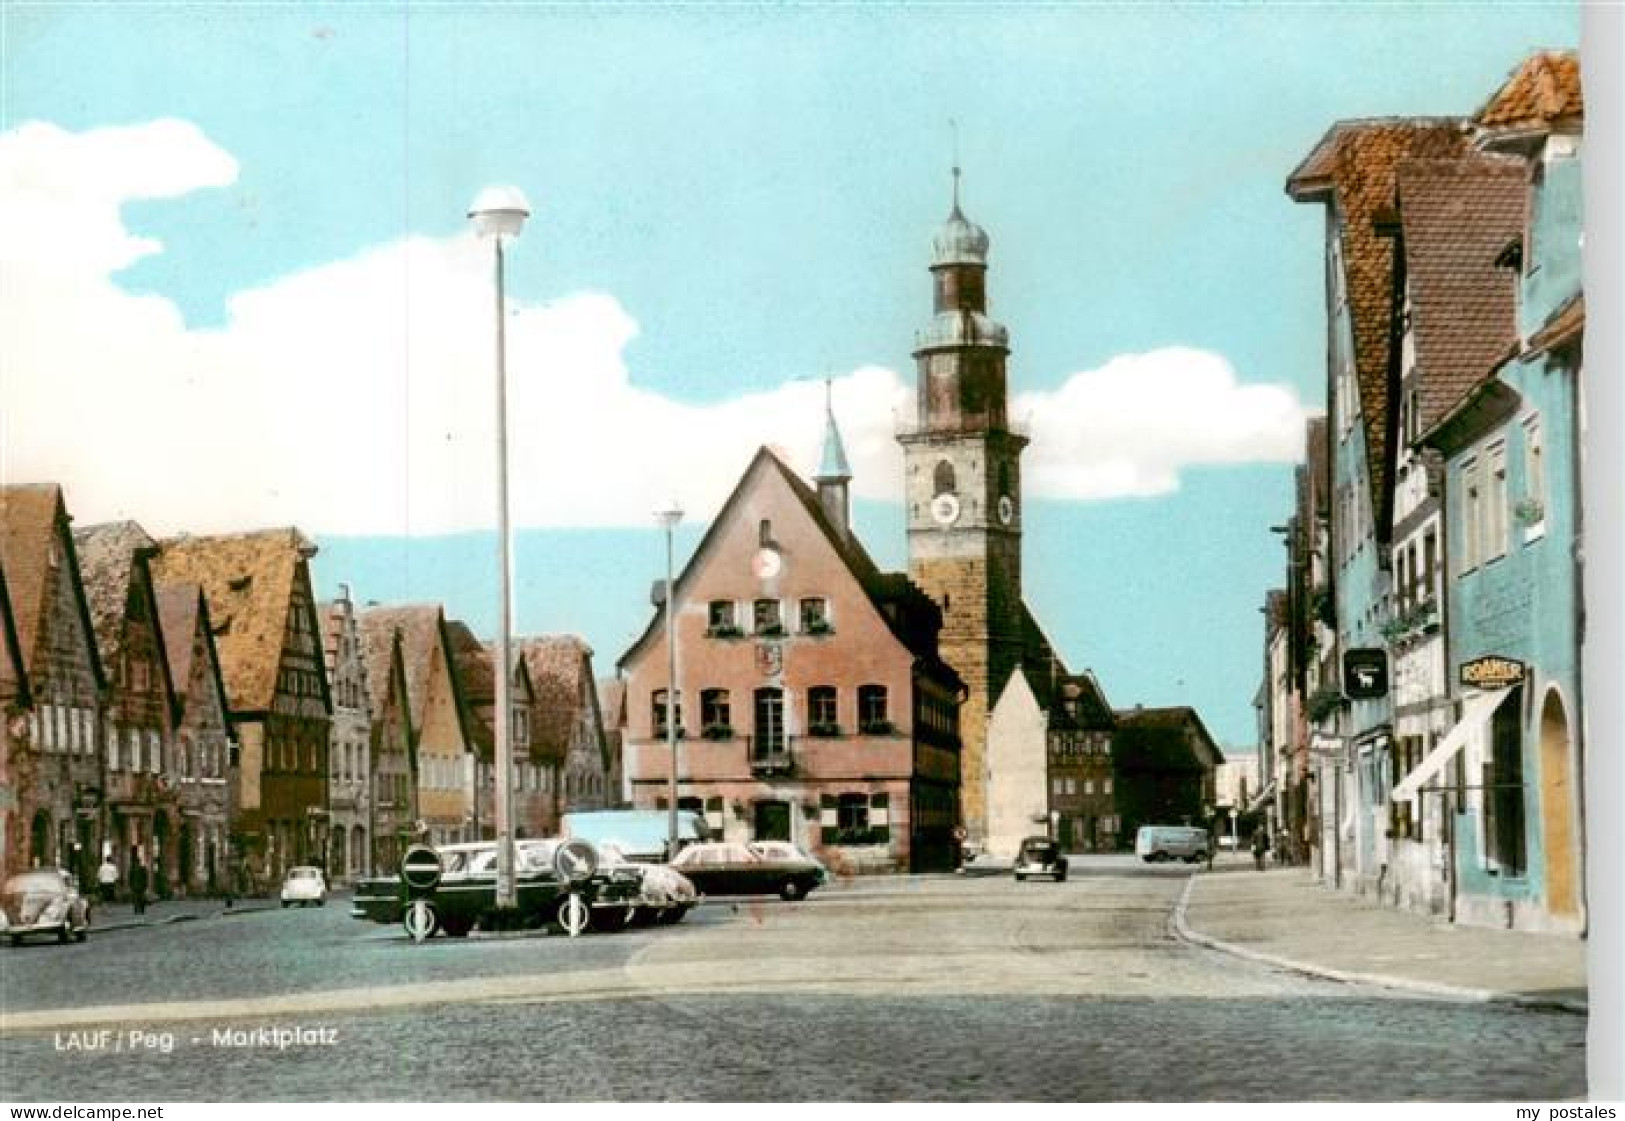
[128,858,149,914]
[97,855,119,905]
[1250,826,1268,872]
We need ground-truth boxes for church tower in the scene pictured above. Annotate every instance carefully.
[899,171,1029,842]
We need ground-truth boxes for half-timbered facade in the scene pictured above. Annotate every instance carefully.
[152,530,332,884]
[75,521,181,893]
[0,485,106,885]
[153,582,233,894]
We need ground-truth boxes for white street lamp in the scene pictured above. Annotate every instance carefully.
[654,500,684,858]
[470,184,529,912]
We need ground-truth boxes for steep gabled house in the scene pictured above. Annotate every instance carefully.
[618,443,964,873]
[151,529,332,884]
[446,621,548,840]
[319,586,373,882]
[1409,51,1586,934]
[1375,152,1525,917]
[993,666,1119,854]
[358,605,472,848]
[1287,116,1469,895]
[519,636,610,821]
[153,582,234,895]
[0,485,106,885]
[74,521,182,894]
[356,610,416,872]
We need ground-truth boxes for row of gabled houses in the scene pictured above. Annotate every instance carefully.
[1255,50,1586,933]
[0,485,614,895]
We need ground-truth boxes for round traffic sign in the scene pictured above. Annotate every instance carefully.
[401,844,443,896]
[558,892,590,938]
[403,899,436,942]
[553,839,599,884]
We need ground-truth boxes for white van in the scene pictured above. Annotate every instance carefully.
[1135,825,1210,864]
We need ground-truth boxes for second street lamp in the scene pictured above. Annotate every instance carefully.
[654,500,684,858]
[469,184,529,912]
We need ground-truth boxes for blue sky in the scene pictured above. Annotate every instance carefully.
[1,4,1582,746]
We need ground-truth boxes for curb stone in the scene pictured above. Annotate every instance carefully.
[1170,875,1588,1016]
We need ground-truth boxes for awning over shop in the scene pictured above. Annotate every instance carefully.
[1246,780,1277,814]
[1390,688,1514,801]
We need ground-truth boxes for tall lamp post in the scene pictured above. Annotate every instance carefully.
[654,500,684,858]
[469,185,529,911]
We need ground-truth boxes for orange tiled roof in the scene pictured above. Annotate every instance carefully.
[1478,51,1582,128]
[1289,120,1470,509]
[354,607,408,728]
[356,604,453,735]
[154,583,204,697]
[1397,154,1527,433]
[73,521,157,670]
[150,528,314,713]
[0,484,103,688]
[518,635,598,766]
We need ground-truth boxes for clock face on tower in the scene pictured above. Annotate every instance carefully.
[930,493,962,526]
[998,495,1015,525]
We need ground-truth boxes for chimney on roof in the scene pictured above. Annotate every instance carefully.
[814,379,853,541]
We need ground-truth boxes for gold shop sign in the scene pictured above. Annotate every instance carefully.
[1460,655,1526,690]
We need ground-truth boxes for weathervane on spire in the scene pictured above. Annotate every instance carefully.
[950,117,962,212]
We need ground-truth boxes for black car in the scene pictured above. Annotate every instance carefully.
[668,842,824,901]
[351,840,640,937]
[1013,836,1068,882]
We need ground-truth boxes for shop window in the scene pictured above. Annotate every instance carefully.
[1485,685,1527,875]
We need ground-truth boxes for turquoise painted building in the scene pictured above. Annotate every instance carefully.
[1414,54,1585,934]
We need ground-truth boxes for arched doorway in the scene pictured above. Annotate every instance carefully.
[1539,689,1581,920]
[351,825,366,878]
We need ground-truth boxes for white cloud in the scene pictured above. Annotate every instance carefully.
[1018,349,1312,500]
[1,120,1311,537]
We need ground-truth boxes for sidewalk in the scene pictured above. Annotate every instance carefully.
[1175,859,1588,1013]
[89,895,277,933]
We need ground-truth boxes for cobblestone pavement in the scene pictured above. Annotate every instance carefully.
[0,995,1585,1101]
[0,858,1589,1101]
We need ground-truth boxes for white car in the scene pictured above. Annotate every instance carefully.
[599,842,697,925]
[280,866,327,907]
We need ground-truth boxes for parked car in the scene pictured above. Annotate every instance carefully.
[1013,836,1068,882]
[280,866,328,908]
[1,869,90,945]
[350,839,640,937]
[1135,825,1211,864]
[669,841,823,901]
[747,841,830,885]
[598,842,697,925]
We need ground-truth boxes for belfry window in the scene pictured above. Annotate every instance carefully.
[934,461,956,496]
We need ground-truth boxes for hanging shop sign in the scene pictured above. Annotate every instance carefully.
[1342,648,1389,699]
[1459,655,1526,691]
